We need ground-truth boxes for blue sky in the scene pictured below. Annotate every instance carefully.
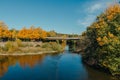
[0,0,116,34]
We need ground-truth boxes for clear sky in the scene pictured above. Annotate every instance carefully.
[0,0,116,34]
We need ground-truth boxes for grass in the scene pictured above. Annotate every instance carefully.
[0,40,64,54]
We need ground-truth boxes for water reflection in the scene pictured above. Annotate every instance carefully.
[84,64,113,80]
[0,51,118,80]
[0,54,45,77]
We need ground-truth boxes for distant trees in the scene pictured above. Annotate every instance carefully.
[10,29,17,40]
[0,22,47,41]
[17,26,47,41]
[0,21,12,41]
[47,30,57,37]
[0,21,77,42]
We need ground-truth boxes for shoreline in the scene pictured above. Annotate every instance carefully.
[0,51,58,56]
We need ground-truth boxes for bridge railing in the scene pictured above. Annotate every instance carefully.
[45,37,81,40]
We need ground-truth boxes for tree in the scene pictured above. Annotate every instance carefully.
[17,26,47,41]
[84,4,120,76]
[17,27,28,41]
[10,28,17,40]
[47,30,57,37]
[0,21,11,41]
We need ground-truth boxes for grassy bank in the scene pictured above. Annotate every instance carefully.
[0,39,64,55]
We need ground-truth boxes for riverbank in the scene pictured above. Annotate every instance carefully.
[0,51,58,56]
[0,40,65,55]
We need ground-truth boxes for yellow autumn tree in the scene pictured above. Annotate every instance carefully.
[17,27,28,41]
[0,21,12,41]
[11,29,17,40]
[17,26,47,41]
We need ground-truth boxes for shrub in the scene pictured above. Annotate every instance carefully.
[50,42,63,52]
[42,42,64,52]
[1,41,19,53]
[15,39,22,47]
[42,42,51,48]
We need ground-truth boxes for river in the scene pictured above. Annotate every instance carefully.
[0,48,114,80]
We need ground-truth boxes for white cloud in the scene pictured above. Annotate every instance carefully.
[88,3,103,13]
[77,0,115,28]
[77,15,96,27]
[87,1,114,13]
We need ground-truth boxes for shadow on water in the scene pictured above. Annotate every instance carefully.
[84,63,117,80]
[0,48,117,80]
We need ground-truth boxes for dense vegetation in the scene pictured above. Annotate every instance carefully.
[0,22,48,41]
[82,4,120,76]
[0,21,79,42]
[0,40,64,54]
[0,22,67,53]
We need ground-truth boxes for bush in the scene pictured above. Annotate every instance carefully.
[42,42,51,48]
[50,42,63,52]
[15,39,22,47]
[42,42,64,52]
[2,41,18,53]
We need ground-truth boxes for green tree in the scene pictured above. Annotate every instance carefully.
[47,30,57,37]
[84,4,120,76]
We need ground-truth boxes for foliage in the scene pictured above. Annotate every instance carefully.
[0,39,22,53]
[42,42,64,52]
[2,41,19,53]
[17,26,47,41]
[50,42,64,52]
[0,22,48,41]
[0,21,80,42]
[47,30,57,37]
[84,4,120,76]
[0,21,12,41]
[15,39,22,47]
[42,42,51,48]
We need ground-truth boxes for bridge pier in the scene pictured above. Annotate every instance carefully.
[44,37,80,51]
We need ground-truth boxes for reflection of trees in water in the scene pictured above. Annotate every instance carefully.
[0,56,16,77]
[84,64,118,80]
[0,54,45,77]
[18,55,45,68]
[0,57,9,77]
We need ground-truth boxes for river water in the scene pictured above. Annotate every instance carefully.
[0,49,114,80]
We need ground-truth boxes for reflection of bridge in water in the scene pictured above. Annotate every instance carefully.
[45,37,81,40]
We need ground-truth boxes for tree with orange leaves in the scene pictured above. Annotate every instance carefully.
[0,21,12,41]
[17,26,47,41]
[17,27,28,41]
